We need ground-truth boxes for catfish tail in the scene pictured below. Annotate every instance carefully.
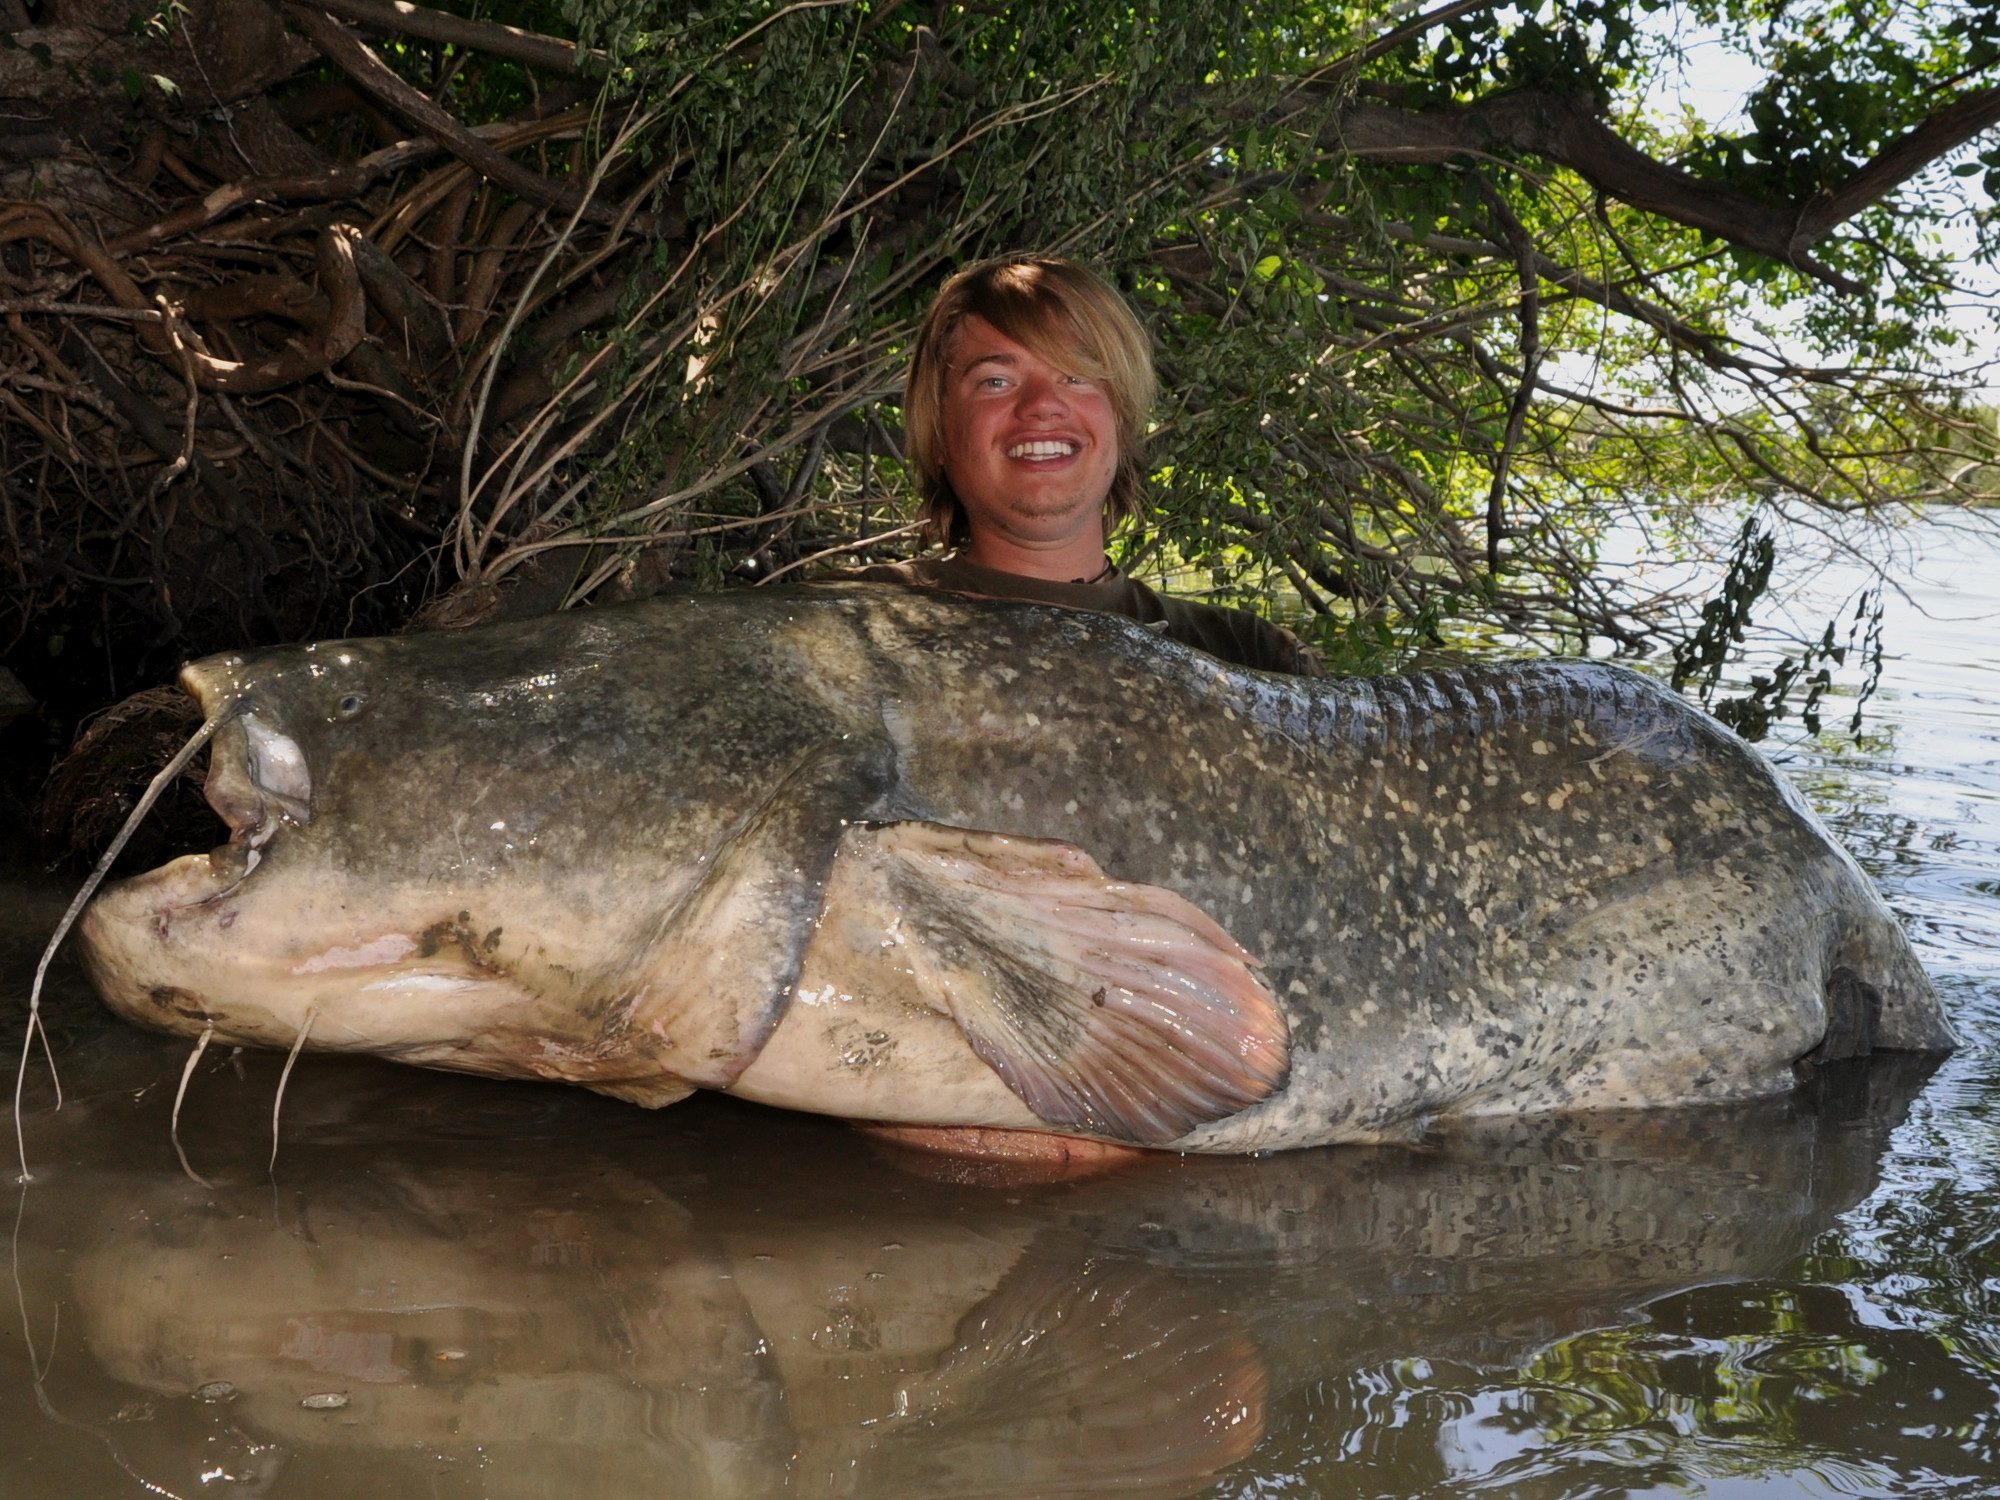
[1815,903,1958,1060]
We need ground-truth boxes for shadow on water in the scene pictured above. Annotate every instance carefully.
[0,873,1974,1499]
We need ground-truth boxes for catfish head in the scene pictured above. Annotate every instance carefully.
[76,637,701,1102]
[74,597,1290,1143]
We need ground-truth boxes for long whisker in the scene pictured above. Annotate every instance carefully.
[269,1007,317,1175]
[13,700,241,1185]
[171,1025,216,1189]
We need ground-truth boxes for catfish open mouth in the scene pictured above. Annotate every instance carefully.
[182,662,313,872]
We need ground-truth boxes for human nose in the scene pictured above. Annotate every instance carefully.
[1014,370,1071,419]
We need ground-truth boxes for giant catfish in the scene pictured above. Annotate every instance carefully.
[78,583,1957,1152]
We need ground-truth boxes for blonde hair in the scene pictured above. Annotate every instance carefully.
[903,255,1156,548]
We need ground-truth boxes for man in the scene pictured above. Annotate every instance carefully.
[840,255,1323,677]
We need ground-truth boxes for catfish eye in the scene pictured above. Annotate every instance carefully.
[337,694,365,718]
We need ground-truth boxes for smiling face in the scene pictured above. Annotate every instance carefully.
[939,315,1121,569]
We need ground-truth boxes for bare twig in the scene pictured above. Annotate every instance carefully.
[1476,175,1543,570]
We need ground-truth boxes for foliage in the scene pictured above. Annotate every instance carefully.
[433,0,2000,670]
[1670,514,1886,738]
[3,0,1999,744]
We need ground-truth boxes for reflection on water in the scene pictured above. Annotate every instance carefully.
[0,999,1945,1499]
[6,520,2000,1498]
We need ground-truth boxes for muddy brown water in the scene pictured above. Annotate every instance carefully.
[4,526,1998,1498]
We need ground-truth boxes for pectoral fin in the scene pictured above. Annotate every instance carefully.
[626,734,894,1089]
[842,822,1290,1145]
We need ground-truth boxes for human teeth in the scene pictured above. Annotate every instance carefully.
[1008,440,1076,458]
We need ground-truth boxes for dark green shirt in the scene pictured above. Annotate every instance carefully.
[833,555,1324,677]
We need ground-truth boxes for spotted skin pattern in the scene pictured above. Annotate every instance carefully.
[78,584,1954,1152]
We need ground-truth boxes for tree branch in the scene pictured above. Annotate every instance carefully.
[1310,0,1510,83]
[106,106,591,255]
[1319,83,2000,292]
[1798,82,2000,241]
[1475,175,1540,570]
[307,0,608,74]
[176,226,368,393]
[277,4,638,232]
[1327,91,1857,288]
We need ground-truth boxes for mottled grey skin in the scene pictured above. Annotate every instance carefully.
[78,583,1955,1151]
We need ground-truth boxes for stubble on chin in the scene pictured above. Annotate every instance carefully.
[1006,490,1095,524]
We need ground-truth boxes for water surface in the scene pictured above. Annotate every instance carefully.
[3,523,1997,1498]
